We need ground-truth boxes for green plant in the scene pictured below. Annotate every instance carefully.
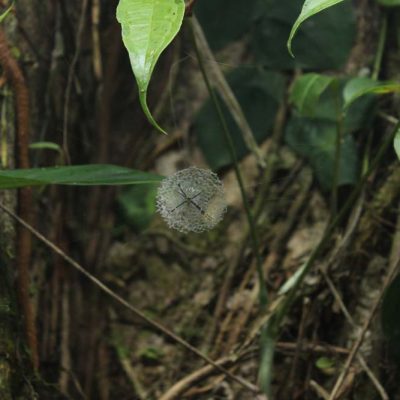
[1,0,400,397]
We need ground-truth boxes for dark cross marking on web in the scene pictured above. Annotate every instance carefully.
[168,183,206,215]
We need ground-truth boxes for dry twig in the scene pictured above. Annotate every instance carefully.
[0,202,260,396]
[327,258,400,399]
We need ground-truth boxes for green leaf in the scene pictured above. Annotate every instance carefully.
[286,78,377,189]
[285,118,359,189]
[29,141,63,154]
[0,165,163,189]
[117,184,157,231]
[0,4,13,24]
[291,78,376,131]
[394,126,400,161]
[316,357,335,370]
[253,0,355,70]
[343,77,400,110]
[288,0,346,56]
[290,73,336,117]
[195,0,260,50]
[382,274,400,363]
[194,68,285,170]
[116,0,185,134]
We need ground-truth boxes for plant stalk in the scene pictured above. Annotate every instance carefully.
[275,121,399,328]
[372,12,387,81]
[259,121,399,396]
[331,80,344,217]
[188,18,267,307]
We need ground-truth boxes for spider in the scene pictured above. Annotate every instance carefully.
[168,183,206,215]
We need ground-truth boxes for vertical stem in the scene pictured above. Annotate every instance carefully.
[372,12,387,81]
[188,19,267,307]
[331,81,344,217]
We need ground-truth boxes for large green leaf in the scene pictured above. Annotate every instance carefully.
[291,79,376,131]
[382,274,400,363]
[194,68,285,170]
[252,0,355,70]
[195,0,261,50]
[343,77,400,110]
[285,118,359,189]
[290,73,336,117]
[285,79,377,189]
[0,165,163,189]
[394,126,400,161]
[116,0,185,134]
[287,0,346,56]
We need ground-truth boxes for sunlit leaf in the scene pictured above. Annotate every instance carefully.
[116,0,185,134]
[0,4,13,24]
[343,77,400,110]
[290,73,336,117]
[0,165,163,189]
[29,141,63,154]
[287,0,345,56]
[394,126,400,161]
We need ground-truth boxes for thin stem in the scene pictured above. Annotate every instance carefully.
[331,81,344,217]
[255,124,399,395]
[255,122,398,391]
[63,0,89,164]
[372,12,387,81]
[273,121,399,330]
[184,0,197,16]
[189,18,267,307]
[0,201,260,395]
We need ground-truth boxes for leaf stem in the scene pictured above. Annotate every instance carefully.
[0,201,260,395]
[331,80,344,217]
[372,11,387,81]
[188,18,267,307]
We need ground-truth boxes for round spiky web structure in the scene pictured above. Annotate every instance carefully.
[156,167,227,233]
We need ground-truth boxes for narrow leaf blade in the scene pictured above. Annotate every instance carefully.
[116,0,185,134]
[287,0,345,57]
[0,165,163,189]
[0,4,13,24]
[29,141,63,153]
[394,126,400,161]
[343,77,400,110]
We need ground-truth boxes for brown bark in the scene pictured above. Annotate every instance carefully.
[0,27,38,370]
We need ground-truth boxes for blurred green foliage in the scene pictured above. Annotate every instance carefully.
[117,184,158,231]
[194,68,285,169]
